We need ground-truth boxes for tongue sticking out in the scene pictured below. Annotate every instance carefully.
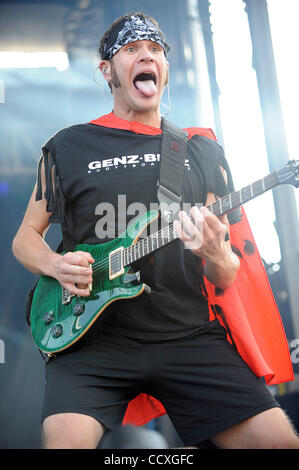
[134,80,157,97]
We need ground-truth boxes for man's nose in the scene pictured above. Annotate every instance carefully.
[138,45,154,62]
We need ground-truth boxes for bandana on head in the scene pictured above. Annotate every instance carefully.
[101,15,170,60]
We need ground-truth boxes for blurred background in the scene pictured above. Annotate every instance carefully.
[0,0,298,449]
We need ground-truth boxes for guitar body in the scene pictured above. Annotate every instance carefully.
[30,210,159,355]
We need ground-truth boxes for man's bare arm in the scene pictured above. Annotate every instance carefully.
[12,167,94,297]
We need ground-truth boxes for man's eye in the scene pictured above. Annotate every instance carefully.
[126,46,136,52]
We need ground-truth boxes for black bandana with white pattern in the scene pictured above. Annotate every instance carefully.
[101,15,170,60]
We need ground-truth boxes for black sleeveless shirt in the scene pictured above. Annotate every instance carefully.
[36,115,240,341]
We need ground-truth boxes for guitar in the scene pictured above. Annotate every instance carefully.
[30,160,299,355]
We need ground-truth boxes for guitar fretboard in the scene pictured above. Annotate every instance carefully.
[123,170,279,266]
[207,171,278,217]
[124,223,177,266]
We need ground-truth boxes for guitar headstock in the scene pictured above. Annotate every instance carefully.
[276,160,299,188]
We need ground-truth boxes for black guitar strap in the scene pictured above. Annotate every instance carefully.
[158,118,188,221]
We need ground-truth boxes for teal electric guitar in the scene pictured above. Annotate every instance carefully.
[30,160,299,355]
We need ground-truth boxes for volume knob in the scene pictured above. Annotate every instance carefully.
[73,301,85,316]
[43,311,54,325]
[51,324,63,338]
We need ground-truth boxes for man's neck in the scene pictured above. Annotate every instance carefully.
[112,107,162,129]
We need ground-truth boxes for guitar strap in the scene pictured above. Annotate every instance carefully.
[157,118,188,221]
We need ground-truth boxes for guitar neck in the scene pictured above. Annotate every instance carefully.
[123,170,279,266]
[123,222,178,267]
[207,170,278,217]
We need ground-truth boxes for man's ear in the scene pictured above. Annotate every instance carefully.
[99,61,111,80]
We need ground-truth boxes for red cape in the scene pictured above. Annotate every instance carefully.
[89,113,294,427]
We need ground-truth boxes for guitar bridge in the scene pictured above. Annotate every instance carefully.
[62,287,75,305]
[109,246,124,280]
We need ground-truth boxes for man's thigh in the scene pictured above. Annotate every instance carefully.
[147,322,279,446]
[211,407,299,449]
[42,412,105,449]
[41,330,148,436]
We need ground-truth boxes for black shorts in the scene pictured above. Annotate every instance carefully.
[41,320,278,446]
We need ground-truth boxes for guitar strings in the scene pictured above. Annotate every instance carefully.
[89,182,258,278]
[91,223,176,275]
[90,172,277,280]
[91,223,177,279]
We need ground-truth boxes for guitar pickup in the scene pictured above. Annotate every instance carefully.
[109,246,125,280]
[62,287,75,305]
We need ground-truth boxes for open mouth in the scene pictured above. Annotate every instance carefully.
[133,72,157,97]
